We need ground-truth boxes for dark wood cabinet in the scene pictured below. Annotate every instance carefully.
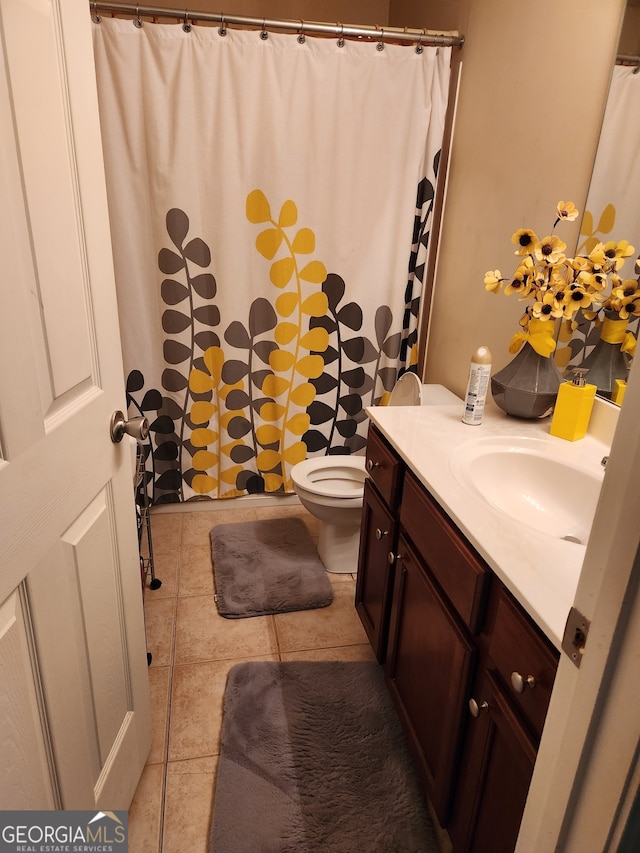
[386,532,476,824]
[449,583,559,853]
[356,423,560,852]
[449,667,537,853]
[355,478,397,661]
[355,427,403,662]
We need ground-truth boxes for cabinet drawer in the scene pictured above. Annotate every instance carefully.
[365,425,403,510]
[488,586,559,740]
[400,470,490,633]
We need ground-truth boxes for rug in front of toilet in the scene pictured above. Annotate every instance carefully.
[210,515,333,618]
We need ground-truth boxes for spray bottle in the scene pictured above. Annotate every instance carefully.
[462,346,492,425]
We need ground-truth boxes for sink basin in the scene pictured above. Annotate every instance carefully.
[451,437,604,544]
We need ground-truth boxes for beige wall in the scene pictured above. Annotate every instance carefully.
[619,4,640,54]
[389,0,470,33]
[422,0,628,400]
[123,0,390,26]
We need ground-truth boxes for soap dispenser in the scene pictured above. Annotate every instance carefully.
[549,368,596,441]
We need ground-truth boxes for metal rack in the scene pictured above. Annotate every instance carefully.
[135,444,162,592]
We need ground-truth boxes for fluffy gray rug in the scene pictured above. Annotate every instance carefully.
[210,516,333,618]
[209,661,439,853]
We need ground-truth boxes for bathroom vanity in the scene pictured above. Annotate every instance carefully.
[355,404,609,852]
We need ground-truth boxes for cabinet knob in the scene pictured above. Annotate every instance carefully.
[375,528,388,540]
[510,672,536,694]
[388,551,399,566]
[367,459,380,472]
[469,698,489,718]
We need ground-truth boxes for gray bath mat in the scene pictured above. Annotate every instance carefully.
[210,661,438,853]
[209,516,333,618]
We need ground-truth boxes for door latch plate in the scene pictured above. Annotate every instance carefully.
[562,606,590,668]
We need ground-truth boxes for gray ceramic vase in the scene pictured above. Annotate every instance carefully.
[577,312,631,400]
[491,343,562,419]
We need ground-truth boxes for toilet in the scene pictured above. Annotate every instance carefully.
[290,381,461,574]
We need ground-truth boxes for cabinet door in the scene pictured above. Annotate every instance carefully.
[355,479,397,662]
[385,533,476,825]
[449,669,537,853]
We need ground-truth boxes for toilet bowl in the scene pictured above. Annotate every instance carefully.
[290,457,367,574]
[291,382,461,574]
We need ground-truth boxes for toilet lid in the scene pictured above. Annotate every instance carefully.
[388,372,422,406]
[291,457,367,499]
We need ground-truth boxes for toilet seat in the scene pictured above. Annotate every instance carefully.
[388,371,422,406]
[290,457,366,500]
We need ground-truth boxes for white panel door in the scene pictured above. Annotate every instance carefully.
[0,0,151,809]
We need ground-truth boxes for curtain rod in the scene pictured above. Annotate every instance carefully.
[617,53,640,66]
[89,3,464,48]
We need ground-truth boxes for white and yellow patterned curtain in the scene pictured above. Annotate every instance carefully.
[92,17,450,503]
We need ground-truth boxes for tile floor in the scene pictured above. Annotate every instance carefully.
[129,502,376,853]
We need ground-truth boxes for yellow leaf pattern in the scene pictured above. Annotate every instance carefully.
[274,322,299,345]
[276,292,299,317]
[246,189,271,224]
[246,190,333,488]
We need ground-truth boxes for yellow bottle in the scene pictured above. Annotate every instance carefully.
[612,379,627,406]
[549,369,596,441]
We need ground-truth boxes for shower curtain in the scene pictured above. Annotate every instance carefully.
[557,64,640,369]
[92,17,451,503]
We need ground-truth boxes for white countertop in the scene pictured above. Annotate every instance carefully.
[366,402,610,649]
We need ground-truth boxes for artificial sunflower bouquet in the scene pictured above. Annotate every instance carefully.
[484,201,638,359]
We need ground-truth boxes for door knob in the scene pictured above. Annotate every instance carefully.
[110,410,149,444]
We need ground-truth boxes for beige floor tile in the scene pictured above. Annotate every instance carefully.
[281,643,376,662]
[130,504,381,844]
[147,666,171,765]
[144,597,177,668]
[178,545,214,597]
[149,512,183,552]
[274,581,368,653]
[327,570,358,585]
[128,763,164,853]
[182,508,258,548]
[144,550,179,599]
[168,656,277,761]
[162,758,217,853]
[168,755,217,774]
[175,595,278,664]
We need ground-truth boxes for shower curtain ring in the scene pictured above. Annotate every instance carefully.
[134,6,143,27]
[415,31,424,54]
[91,2,101,23]
[183,10,192,32]
[297,20,305,44]
[260,18,268,40]
[337,23,345,48]
[377,28,385,51]
[219,13,227,36]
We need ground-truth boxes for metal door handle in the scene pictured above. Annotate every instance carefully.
[110,410,149,444]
